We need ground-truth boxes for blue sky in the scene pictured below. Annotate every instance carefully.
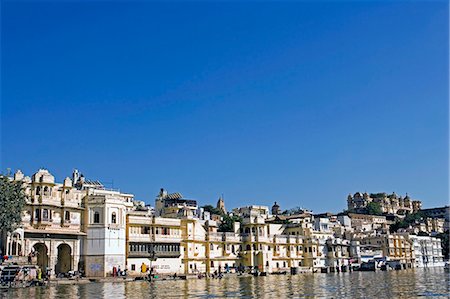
[1,1,448,212]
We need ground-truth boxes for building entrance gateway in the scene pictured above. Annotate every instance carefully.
[33,243,48,270]
[56,244,72,274]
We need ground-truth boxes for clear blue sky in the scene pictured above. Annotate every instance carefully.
[1,1,448,212]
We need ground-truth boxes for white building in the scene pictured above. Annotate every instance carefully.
[409,235,444,267]
[83,188,134,277]
[3,169,134,278]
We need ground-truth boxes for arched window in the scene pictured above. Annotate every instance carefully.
[246,244,251,251]
[36,187,41,196]
[65,211,70,221]
[43,186,49,196]
[111,212,117,224]
[210,244,214,250]
[94,211,100,224]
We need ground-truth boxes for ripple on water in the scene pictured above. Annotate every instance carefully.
[1,268,449,299]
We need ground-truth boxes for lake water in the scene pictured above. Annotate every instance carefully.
[1,268,449,298]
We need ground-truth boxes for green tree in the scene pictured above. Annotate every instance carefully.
[202,205,242,232]
[389,219,408,233]
[201,205,223,216]
[218,214,242,232]
[366,202,383,215]
[404,211,425,223]
[0,175,27,252]
[389,212,426,233]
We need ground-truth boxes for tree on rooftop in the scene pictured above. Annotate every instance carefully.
[0,175,27,253]
[201,205,223,216]
[218,214,242,232]
[389,212,426,233]
[366,202,383,215]
[369,193,387,198]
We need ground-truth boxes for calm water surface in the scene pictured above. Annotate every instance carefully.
[1,268,449,298]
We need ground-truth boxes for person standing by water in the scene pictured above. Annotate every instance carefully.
[141,262,147,277]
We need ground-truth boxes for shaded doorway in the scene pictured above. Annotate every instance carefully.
[33,243,48,270]
[56,244,72,274]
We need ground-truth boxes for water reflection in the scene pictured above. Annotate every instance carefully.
[1,268,449,298]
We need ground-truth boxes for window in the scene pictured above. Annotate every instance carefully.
[65,211,70,221]
[94,211,100,224]
[111,212,117,224]
[36,187,41,196]
[35,209,41,220]
[43,209,49,220]
[131,264,136,271]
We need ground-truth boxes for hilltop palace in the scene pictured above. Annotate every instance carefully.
[1,169,448,278]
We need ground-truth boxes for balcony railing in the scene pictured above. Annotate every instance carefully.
[128,251,181,258]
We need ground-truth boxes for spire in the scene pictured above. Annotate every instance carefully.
[217,195,226,213]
